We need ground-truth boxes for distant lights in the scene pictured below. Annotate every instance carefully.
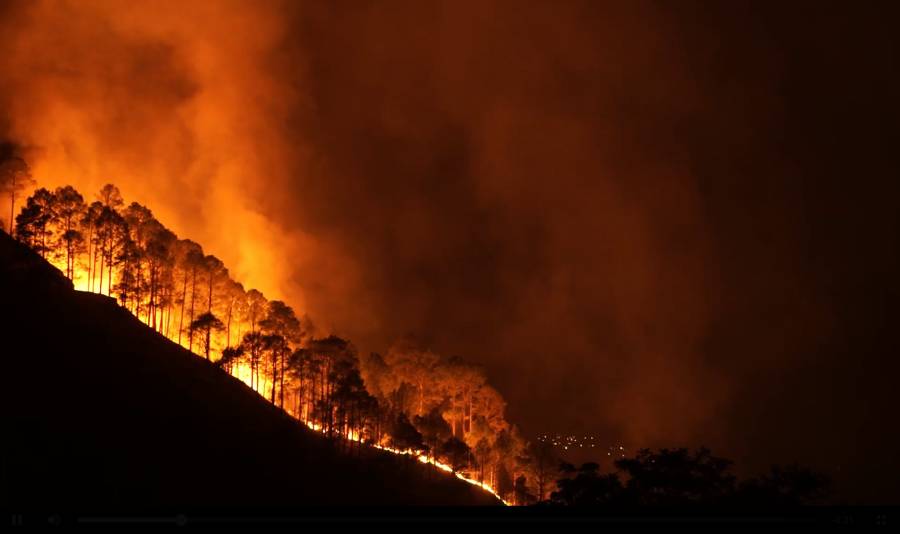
[536,433,627,456]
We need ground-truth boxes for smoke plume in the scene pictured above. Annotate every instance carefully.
[2,0,898,500]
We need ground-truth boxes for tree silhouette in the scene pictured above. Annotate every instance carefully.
[299,349,324,424]
[614,447,736,506]
[172,240,202,347]
[491,427,522,494]
[514,475,537,506]
[121,203,154,318]
[97,183,124,211]
[14,188,54,257]
[144,221,176,330]
[240,331,266,391]
[202,255,226,320]
[387,412,426,453]
[0,155,34,235]
[217,345,244,375]
[190,312,225,361]
[472,437,493,484]
[199,255,226,350]
[438,437,471,473]
[304,336,357,434]
[286,349,309,420]
[51,186,86,280]
[528,440,558,502]
[496,462,515,502]
[222,280,245,348]
[91,184,126,295]
[434,357,485,439]
[331,363,375,447]
[261,333,287,403]
[245,289,267,334]
[356,392,381,446]
[183,245,205,351]
[550,462,626,506]
[545,448,829,508]
[413,407,452,465]
[736,463,830,506]
[93,206,127,296]
[383,340,441,416]
[260,300,302,407]
[80,201,103,292]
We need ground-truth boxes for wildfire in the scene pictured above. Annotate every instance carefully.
[285,417,507,503]
[298,412,508,504]
[10,177,517,506]
[1,0,544,507]
[45,257,508,504]
[370,443,509,505]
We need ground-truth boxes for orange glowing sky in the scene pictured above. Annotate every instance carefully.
[1,0,316,309]
[3,0,900,502]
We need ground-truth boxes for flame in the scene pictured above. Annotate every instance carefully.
[39,253,509,504]
[296,419,507,504]
[331,430,509,505]
[298,421,508,504]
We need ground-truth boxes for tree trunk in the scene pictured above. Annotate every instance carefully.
[148,264,155,327]
[98,249,105,295]
[107,237,113,296]
[64,225,71,279]
[298,370,304,422]
[308,375,316,426]
[86,224,94,291]
[178,269,187,346]
[91,244,99,292]
[279,349,285,408]
[188,267,196,352]
[225,298,233,347]
[270,351,277,404]
[207,268,213,313]
[165,299,173,338]
[8,183,14,234]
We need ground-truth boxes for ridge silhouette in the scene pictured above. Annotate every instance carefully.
[0,231,501,507]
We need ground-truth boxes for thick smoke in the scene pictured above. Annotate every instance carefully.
[0,0,313,305]
[2,0,898,501]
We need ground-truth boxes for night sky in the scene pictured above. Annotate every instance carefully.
[1,0,898,502]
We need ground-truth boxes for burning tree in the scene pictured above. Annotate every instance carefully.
[14,188,54,257]
[0,154,35,235]
[11,178,534,503]
[259,300,303,407]
[51,186,87,280]
[190,312,225,361]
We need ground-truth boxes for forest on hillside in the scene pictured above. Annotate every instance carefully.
[1,158,545,503]
[1,155,831,507]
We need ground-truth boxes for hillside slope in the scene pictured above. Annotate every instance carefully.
[0,232,500,507]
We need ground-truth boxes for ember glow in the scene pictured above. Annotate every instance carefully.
[307,417,509,503]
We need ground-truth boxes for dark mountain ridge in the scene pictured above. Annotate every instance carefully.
[0,231,500,507]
